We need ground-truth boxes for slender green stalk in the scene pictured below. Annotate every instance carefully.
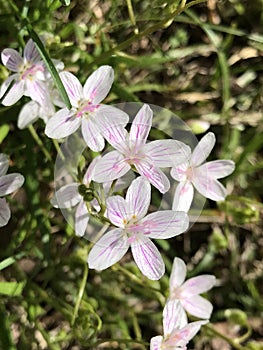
[126,0,139,34]
[28,124,52,162]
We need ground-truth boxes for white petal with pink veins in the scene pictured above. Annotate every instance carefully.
[18,101,40,129]
[81,118,105,152]
[24,39,42,63]
[1,78,25,106]
[192,171,227,201]
[172,181,194,212]
[181,275,216,296]
[199,160,235,179]
[45,108,81,139]
[129,104,153,151]
[1,49,23,72]
[0,173,24,196]
[51,183,81,208]
[131,235,165,280]
[169,257,187,290]
[150,336,163,350]
[126,176,151,221]
[88,228,129,270]
[181,294,213,319]
[59,71,83,106]
[191,132,216,167]
[106,195,130,227]
[163,300,188,336]
[0,198,11,227]
[75,200,89,237]
[83,65,114,104]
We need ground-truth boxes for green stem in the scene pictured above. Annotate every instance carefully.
[28,124,52,162]
[126,0,139,34]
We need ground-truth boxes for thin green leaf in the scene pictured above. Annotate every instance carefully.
[0,281,25,296]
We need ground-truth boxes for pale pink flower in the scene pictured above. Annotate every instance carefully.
[0,39,51,106]
[169,257,216,319]
[87,176,189,280]
[0,154,24,227]
[45,66,129,151]
[92,104,191,193]
[150,300,207,350]
[171,132,235,212]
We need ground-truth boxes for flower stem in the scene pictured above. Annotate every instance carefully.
[28,125,52,162]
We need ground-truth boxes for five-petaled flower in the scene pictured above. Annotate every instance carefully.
[92,104,191,193]
[45,66,129,151]
[0,39,51,106]
[171,132,235,212]
[88,176,189,280]
[169,257,216,319]
[0,154,24,227]
[150,300,207,350]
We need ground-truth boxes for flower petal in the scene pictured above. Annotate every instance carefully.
[192,172,228,201]
[129,104,152,150]
[181,295,214,319]
[170,162,189,182]
[191,132,216,167]
[1,77,25,106]
[145,140,191,168]
[142,211,189,239]
[51,183,81,208]
[0,154,9,177]
[172,181,194,212]
[1,49,23,72]
[18,101,40,129]
[163,300,188,337]
[181,275,216,296]
[131,235,165,280]
[0,198,11,227]
[169,257,187,290]
[25,80,49,105]
[92,151,130,183]
[83,156,101,185]
[126,176,151,220]
[167,319,207,347]
[24,39,42,63]
[135,160,170,194]
[45,108,81,139]
[106,195,130,227]
[87,228,129,270]
[75,199,89,237]
[81,118,105,152]
[199,160,235,179]
[97,104,129,130]
[60,71,83,106]
[0,173,24,196]
[150,336,163,350]
[83,65,114,104]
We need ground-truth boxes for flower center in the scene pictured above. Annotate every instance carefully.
[76,100,99,118]
[20,63,44,81]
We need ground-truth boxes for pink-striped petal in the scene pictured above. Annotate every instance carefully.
[199,160,235,179]
[24,39,42,63]
[142,211,189,239]
[167,319,207,347]
[75,199,89,237]
[45,108,81,139]
[1,77,25,106]
[150,336,163,350]
[51,183,81,208]
[192,172,227,201]
[18,101,40,129]
[135,160,170,194]
[169,257,187,290]
[170,162,189,182]
[145,140,191,168]
[25,80,49,105]
[172,181,194,212]
[83,65,114,104]
[81,118,105,152]
[181,275,216,296]
[131,235,165,280]
[129,104,152,150]
[60,71,83,106]
[191,132,216,167]
[163,300,188,337]
[0,154,9,177]
[87,228,129,270]
[0,173,24,196]
[92,151,130,183]
[83,156,101,185]
[1,49,23,72]
[0,198,11,227]
[181,295,213,319]
[126,176,151,220]
[97,104,129,129]
[106,195,130,227]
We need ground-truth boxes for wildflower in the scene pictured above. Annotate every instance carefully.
[45,66,129,151]
[87,176,189,280]
[171,132,235,211]
[150,300,207,350]
[51,156,100,237]
[169,257,216,319]
[0,39,51,106]
[92,104,191,193]
[0,154,24,227]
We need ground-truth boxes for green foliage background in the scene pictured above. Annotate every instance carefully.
[0,0,262,349]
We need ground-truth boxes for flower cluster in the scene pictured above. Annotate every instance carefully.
[1,38,235,349]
